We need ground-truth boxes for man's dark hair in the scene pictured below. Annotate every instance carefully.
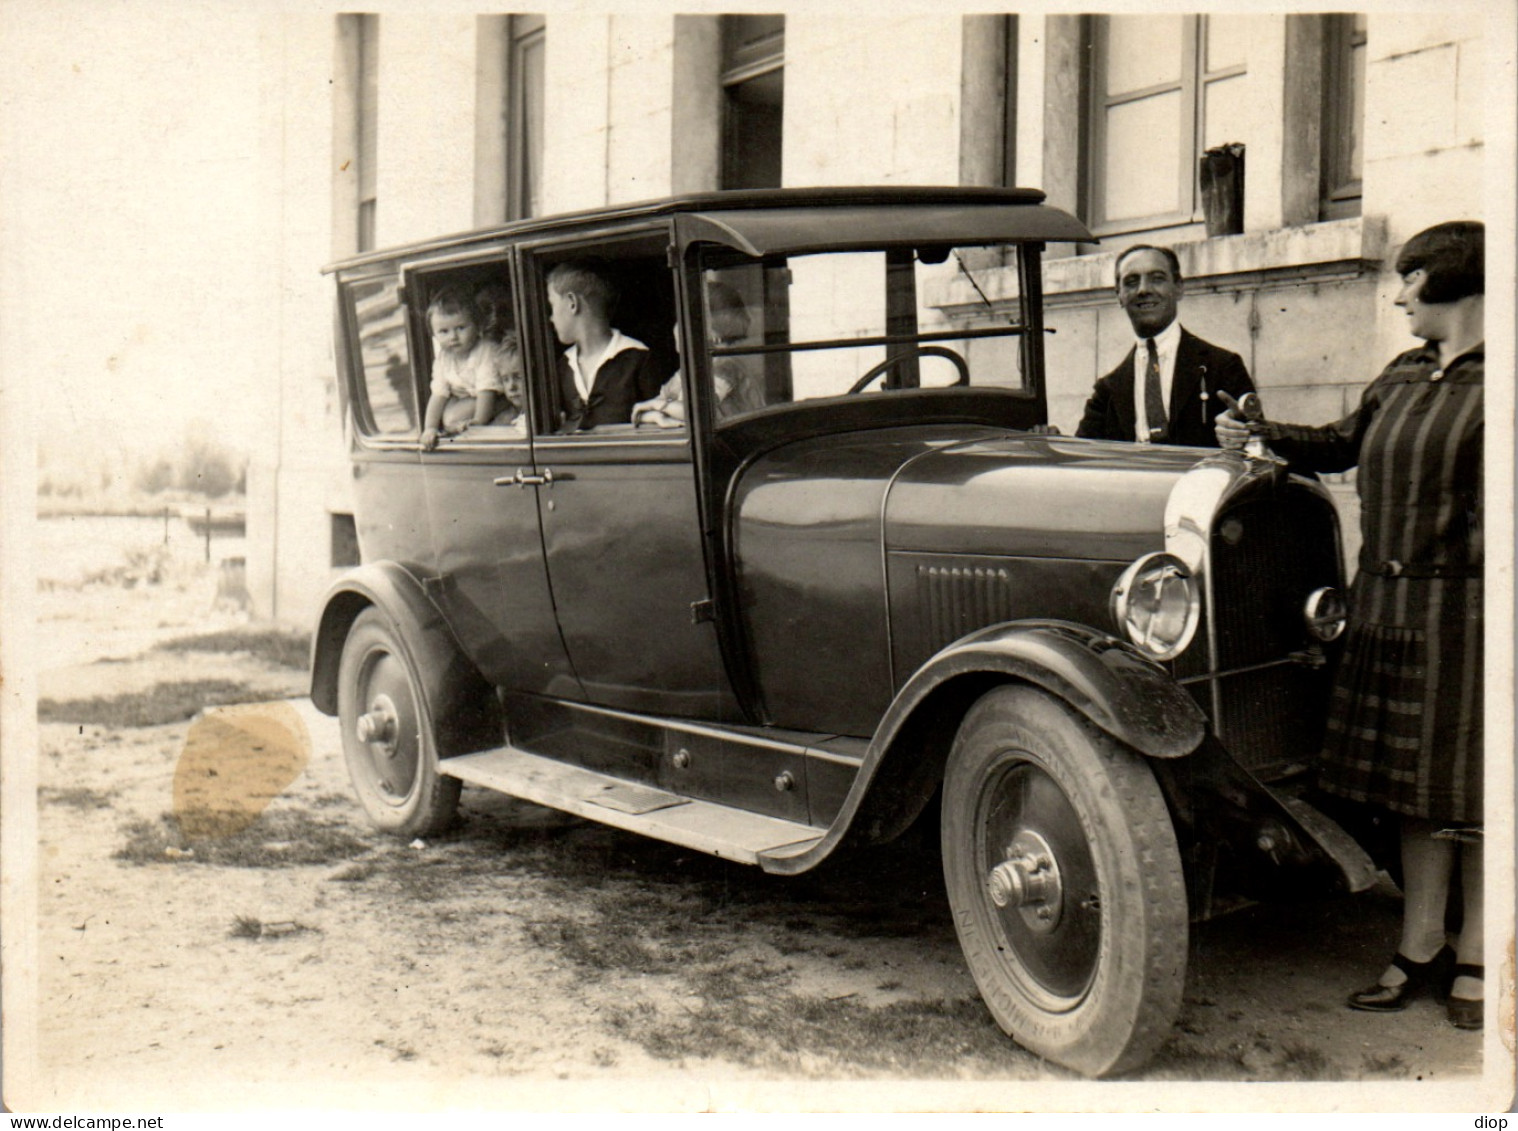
[1395,221,1484,304]
[1114,244,1183,287]
[547,259,618,319]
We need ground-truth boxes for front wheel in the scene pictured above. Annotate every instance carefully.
[942,685,1186,1077]
[337,607,461,837]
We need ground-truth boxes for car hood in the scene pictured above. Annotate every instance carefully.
[884,434,1212,563]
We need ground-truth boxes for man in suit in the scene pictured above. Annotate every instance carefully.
[1076,245,1254,446]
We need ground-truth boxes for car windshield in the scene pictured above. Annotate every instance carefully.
[696,243,1031,418]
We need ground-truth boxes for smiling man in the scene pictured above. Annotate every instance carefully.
[1076,245,1255,446]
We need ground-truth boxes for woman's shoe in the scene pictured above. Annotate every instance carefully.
[1447,964,1483,1030]
[1347,946,1454,1012]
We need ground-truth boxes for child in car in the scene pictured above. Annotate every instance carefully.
[491,331,528,435]
[421,286,505,450]
[547,259,662,430]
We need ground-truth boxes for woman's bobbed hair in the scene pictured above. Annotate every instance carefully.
[1395,220,1484,304]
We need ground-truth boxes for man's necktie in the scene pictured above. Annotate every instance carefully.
[1144,337,1167,442]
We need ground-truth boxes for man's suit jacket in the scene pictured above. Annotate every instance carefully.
[1075,328,1255,448]
[558,345,665,430]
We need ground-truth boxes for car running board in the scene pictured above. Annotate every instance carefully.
[441,746,827,867]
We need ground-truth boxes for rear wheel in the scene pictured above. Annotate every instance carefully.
[337,607,461,837]
[942,685,1186,1077]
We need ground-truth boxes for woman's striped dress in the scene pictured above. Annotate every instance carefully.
[1266,344,1483,824]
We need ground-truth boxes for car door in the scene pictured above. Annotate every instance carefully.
[408,254,578,698]
[520,233,743,722]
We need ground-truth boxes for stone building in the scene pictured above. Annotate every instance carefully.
[246,10,1492,628]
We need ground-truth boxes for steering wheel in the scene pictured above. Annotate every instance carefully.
[847,346,970,394]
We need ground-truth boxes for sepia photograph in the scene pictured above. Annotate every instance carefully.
[1,0,1513,1115]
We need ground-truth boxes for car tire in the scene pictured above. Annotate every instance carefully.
[337,607,462,837]
[941,684,1186,1078]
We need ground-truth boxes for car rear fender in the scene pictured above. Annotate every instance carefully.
[761,620,1206,874]
[309,563,500,756]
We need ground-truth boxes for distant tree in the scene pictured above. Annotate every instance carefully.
[135,457,175,495]
[177,437,239,498]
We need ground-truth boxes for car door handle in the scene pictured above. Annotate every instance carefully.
[494,468,558,488]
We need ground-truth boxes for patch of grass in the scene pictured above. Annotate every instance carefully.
[230,915,264,939]
[608,990,1027,1078]
[116,809,371,868]
[40,680,275,727]
[1361,1051,1410,1078]
[38,785,118,810]
[156,627,311,669]
[1273,1040,1332,1080]
[228,915,315,941]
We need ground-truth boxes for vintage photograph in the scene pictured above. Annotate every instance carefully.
[1,0,1513,1114]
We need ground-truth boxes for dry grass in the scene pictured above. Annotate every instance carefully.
[39,680,276,727]
[156,627,311,669]
[116,809,373,868]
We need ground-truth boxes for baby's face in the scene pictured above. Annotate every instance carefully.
[431,309,479,355]
[502,368,524,405]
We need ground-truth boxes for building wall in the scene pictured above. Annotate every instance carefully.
[247,12,350,631]
[253,10,1491,628]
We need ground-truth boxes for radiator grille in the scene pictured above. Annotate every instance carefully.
[1202,489,1341,776]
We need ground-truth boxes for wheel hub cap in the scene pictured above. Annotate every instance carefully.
[986,829,1063,934]
[355,694,399,750]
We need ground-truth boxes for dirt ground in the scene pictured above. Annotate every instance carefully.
[11,565,1510,1113]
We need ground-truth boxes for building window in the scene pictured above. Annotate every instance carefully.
[330,513,361,568]
[1086,14,1249,234]
[507,15,545,220]
[1321,13,1366,219]
[355,14,379,251]
[720,15,784,189]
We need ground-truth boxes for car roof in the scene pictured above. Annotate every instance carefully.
[323,186,1097,274]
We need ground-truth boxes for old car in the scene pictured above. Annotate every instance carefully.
[310,186,1375,1077]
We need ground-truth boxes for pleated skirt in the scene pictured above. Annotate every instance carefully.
[1316,574,1483,824]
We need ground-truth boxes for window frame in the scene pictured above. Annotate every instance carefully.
[1085,14,1247,237]
[341,269,420,446]
[1320,12,1366,220]
[719,15,785,191]
[506,14,546,222]
[518,227,690,448]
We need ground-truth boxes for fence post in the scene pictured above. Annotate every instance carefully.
[204,507,212,563]
[163,506,170,544]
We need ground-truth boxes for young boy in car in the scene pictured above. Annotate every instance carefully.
[546,259,663,430]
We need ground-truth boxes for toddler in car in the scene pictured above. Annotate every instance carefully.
[421,286,506,449]
[491,331,528,435]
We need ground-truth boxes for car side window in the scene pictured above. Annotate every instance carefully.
[346,275,418,438]
[411,264,531,444]
[533,243,680,437]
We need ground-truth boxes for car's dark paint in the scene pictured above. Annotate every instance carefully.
[883,435,1197,560]
[730,425,1012,734]
[529,432,745,721]
[418,439,579,698]
[670,199,1093,258]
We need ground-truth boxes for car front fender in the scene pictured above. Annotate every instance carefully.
[308,563,499,757]
[892,619,1207,761]
[758,620,1206,875]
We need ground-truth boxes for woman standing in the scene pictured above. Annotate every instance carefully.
[1216,220,1485,1030]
